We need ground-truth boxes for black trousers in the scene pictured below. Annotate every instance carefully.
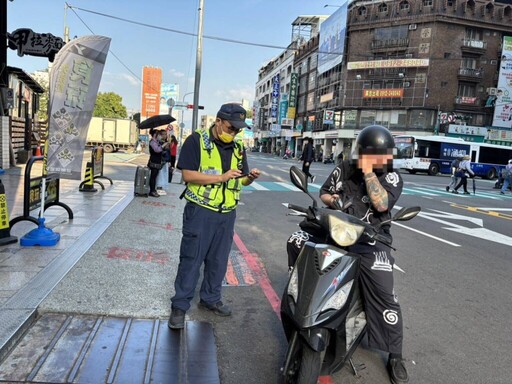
[454,176,468,192]
[149,167,160,193]
[302,162,313,178]
[287,230,404,354]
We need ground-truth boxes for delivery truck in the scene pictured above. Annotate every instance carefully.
[86,117,138,153]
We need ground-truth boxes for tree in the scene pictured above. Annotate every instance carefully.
[93,92,128,118]
[31,69,50,122]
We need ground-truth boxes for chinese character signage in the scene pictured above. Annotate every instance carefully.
[46,35,111,179]
[141,67,162,120]
[363,89,404,98]
[271,74,280,120]
[287,73,298,119]
[7,28,64,62]
[492,36,512,128]
[347,58,429,70]
[279,93,288,124]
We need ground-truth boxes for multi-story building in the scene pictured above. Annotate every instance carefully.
[256,0,512,160]
[254,16,327,156]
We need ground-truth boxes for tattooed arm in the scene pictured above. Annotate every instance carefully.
[363,172,389,212]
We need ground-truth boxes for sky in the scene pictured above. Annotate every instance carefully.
[6,0,339,125]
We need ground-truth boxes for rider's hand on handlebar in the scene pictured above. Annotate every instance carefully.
[329,194,341,209]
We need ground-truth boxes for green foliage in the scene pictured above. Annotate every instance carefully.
[93,92,128,118]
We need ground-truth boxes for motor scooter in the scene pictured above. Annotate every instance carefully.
[280,166,420,384]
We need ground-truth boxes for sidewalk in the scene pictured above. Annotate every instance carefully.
[0,163,221,383]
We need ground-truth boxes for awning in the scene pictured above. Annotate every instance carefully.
[7,66,45,94]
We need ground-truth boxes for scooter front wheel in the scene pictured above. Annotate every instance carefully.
[283,341,323,384]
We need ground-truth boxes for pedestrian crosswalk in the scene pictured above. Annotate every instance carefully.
[242,181,511,199]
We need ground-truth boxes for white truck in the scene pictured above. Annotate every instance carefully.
[86,117,138,153]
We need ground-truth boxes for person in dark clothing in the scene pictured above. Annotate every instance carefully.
[168,103,261,330]
[453,155,474,195]
[168,135,178,183]
[301,138,315,183]
[147,128,169,197]
[446,156,463,192]
[287,125,409,384]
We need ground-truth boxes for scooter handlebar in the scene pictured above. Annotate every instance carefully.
[285,203,309,214]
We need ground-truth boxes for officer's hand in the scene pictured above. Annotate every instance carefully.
[248,168,260,181]
[223,169,243,182]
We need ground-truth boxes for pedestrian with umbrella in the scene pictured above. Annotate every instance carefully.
[138,115,176,197]
[452,155,474,195]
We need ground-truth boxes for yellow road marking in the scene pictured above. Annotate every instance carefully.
[451,203,512,220]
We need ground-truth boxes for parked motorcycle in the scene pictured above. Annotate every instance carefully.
[280,166,420,384]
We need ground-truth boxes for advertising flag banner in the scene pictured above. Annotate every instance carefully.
[46,35,111,179]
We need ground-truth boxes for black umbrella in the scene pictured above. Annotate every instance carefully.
[472,177,476,195]
[138,114,176,130]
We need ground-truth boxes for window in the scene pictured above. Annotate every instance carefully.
[400,1,410,11]
[461,57,477,69]
[465,28,482,40]
[358,6,367,16]
[378,3,388,13]
[458,83,476,97]
[423,0,433,6]
[444,53,451,59]
[374,25,408,41]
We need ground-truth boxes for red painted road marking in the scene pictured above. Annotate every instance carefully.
[141,201,175,207]
[105,247,170,265]
[233,232,335,384]
[233,232,281,317]
[131,218,174,231]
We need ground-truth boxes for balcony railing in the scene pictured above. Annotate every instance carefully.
[462,39,487,49]
[454,96,480,105]
[371,38,409,50]
[458,68,483,78]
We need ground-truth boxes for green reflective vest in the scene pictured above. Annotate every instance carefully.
[184,129,244,212]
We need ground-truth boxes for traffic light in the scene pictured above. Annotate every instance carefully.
[187,104,204,110]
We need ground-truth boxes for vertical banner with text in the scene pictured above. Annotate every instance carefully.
[46,35,111,179]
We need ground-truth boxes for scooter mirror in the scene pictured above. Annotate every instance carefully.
[392,206,421,221]
[289,166,308,192]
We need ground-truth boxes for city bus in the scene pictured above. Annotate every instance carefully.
[394,135,512,179]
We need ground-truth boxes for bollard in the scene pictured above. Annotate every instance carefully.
[0,180,18,245]
[79,162,98,192]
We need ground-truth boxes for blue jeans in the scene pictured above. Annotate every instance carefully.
[501,176,511,193]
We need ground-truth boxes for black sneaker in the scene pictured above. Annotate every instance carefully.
[198,300,232,316]
[445,186,450,192]
[387,358,409,384]
[168,308,186,329]
[311,175,316,183]
[149,191,160,197]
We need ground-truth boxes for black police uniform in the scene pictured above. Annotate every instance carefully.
[171,128,249,312]
[287,160,405,354]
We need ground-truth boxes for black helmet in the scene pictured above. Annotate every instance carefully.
[355,125,395,154]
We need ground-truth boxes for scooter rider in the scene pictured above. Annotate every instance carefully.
[286,125,408,384]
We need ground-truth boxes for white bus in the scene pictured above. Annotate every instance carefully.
[394,135,512,179]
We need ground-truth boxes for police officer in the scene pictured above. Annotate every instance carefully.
[168,103,260,329]
[287,125,409,384]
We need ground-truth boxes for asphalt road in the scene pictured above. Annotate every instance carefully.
[102,150,512,384]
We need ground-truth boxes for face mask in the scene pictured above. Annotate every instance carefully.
[218,131,234,143]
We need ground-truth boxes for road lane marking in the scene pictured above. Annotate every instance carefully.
[275,182,300,191]
[392,222,461,247]
[249,181,269,191]
[450,204,512,220]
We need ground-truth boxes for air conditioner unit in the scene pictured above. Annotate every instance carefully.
[404,81,411,88]
[405,53,413,58]
[409,24,417,30]
[490,60,497,65]
[487,87,497,95]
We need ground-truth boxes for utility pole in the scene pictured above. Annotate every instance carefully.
[192,0,204,131]
[64,3,70,43]
[1,0,8,116]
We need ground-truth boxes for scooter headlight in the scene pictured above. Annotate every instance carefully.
[287,267,298,303]
[321,279,354,311]
[328,216,364,246]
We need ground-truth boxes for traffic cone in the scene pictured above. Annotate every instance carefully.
[35,145,42,157]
